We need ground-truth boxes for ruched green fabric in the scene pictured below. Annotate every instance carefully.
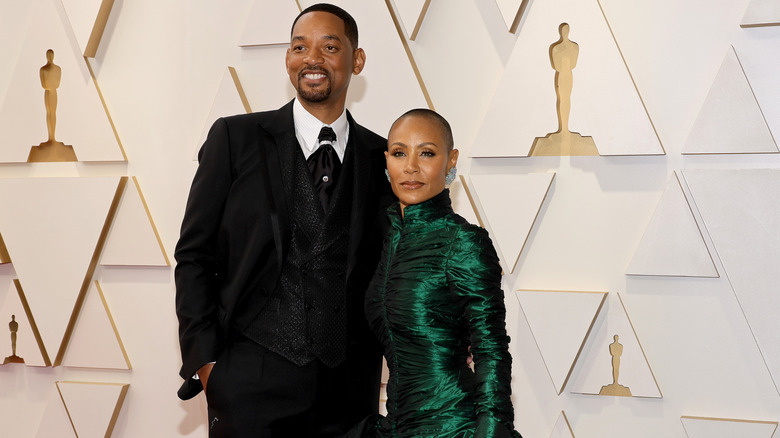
[358,189,521,438]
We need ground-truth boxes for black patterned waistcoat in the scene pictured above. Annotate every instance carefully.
[242,141,354,368]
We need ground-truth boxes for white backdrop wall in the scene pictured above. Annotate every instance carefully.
[1,0,779,437]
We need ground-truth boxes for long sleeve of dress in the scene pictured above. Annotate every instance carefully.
[447,227,518,438]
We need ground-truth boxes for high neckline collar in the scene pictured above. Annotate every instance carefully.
[389,189,453,227]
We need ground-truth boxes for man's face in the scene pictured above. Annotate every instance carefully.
[286,11,364,107]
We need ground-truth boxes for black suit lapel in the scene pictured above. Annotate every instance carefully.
[256,100,298,272]
[346,117,376,280]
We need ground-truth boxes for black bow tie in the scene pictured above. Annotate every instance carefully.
[307,126,342,214]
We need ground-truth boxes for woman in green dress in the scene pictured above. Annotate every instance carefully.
[349,109,520,437]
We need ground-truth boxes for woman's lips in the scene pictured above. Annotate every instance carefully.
[400,181,424,190]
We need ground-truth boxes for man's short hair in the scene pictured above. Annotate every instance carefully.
[292,3,359,49]
[391,108,455,151]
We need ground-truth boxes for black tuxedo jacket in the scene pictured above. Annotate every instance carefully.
[175,100,391,404]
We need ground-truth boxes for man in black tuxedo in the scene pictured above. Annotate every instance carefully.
[175,4,391,437]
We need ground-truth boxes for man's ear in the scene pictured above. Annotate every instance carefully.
[352,48,366,75]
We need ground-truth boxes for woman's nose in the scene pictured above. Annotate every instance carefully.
[403,156,418,173]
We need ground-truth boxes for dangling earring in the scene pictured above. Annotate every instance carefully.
[445,166,457,185]
[385,169,391,182]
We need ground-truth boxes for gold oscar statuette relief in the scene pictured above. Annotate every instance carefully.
[529,23,599,157]
[3,314,24,364]
[599,334,631,396]
[27,49,78,163]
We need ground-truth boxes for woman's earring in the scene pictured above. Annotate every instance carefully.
[445,166,457,185]
[385,169,391,182]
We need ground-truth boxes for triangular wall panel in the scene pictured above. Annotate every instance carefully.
[550,411,576,438]
[473,0,662,157]
[741,0,780,28]
[0,233,10,264]
[681,416,777,438]
[392,0,431,40]
[101,177,169,267]
[683,47,777,154]
[464,173,554,274]
[494,0,529,33]
[57,381,129,438]
[60,0,114,57]
[626,172,718,277]
[61,282,130,369]
[0,280,49,367]
[0,0,125,163]
[0,177,124,364]
[193,67,252,160]
[683,169,780,393]
[517,289,607,394]
[570,293,662,398]
[238,0,301,47]
[35,386,77,438]
[449,177,480,227]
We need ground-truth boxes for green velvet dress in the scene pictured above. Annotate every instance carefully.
[353,189,520,438]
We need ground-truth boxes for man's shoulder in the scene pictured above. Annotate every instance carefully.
[348,117,386,151]
[217,101,293,131]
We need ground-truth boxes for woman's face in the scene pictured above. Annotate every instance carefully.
[385,115,458,213]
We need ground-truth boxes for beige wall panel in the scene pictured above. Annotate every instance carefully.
[391,0,430,40]
[681,416,778,438]
[101,177,169,267]
[448,177,480,227]
[192,67,252,160]
[61,282,130,369]
[494,0,528,33]
[683,169,780,393]
[60,0,114,57]
[35,386,77,438]
[741,0,780,27]
[238,0,300,47]
[736,39,780,143]
[570,293,661,398]
[0,0,124,163]
[0,2,35,109]
[626,172,718,277]
[550,411,575,438]
[0,281,48,367]
[0,177,121,362]
[57,381,129,438]
[683,47,777,154]
[473,0,662,157]
[464,173,554,274]
[517,289,607,394]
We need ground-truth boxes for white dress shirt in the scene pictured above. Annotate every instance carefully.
[293,98,349,162]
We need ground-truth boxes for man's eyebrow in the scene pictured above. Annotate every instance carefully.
[322,35,341,42]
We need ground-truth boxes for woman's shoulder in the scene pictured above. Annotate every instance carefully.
[446,213,496,254]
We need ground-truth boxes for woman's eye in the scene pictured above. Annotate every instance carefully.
[421,150,435,157]
[391,151,405,157]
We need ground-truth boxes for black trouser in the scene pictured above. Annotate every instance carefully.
[205,335,353,437]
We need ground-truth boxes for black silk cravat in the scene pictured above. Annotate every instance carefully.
[307,126,342,214]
